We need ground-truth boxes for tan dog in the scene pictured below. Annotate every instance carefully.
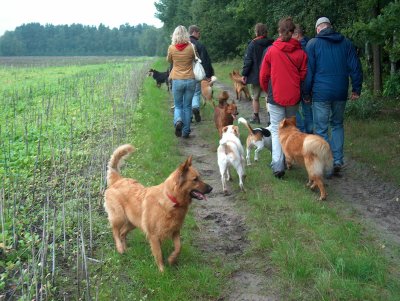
[217,125,246,194]
[238,117,272,165]
[200,75,217,107]
[229,70,251,101]
[104,144,213,272]
[278,117,333,201]
[213,91,239,137]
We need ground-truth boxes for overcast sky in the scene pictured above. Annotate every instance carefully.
[0,0,163,36]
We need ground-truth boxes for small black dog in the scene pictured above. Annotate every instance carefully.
[148,68,170,91]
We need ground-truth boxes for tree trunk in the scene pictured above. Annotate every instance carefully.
[372,44,382,95]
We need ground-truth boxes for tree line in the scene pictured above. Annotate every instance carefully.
[155,0,399,96]
[0,0,399,96]
[0,23,166,56]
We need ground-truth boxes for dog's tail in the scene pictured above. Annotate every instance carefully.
[238,117,254,135]
[107,144,135,186]
[303,137,333,176]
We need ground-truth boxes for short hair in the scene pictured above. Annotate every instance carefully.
[171,25,190,45]
[294,24,305,36]
[254,23,267,37]
[278,17,295,42]
[188,25,200,35]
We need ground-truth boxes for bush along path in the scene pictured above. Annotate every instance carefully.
[171,80,400,300]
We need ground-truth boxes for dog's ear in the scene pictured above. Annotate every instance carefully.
[233,125,239,136]
[287,116,296,126]
[222,126,229,133]
[177,156,193,186]
[181,156,192,170]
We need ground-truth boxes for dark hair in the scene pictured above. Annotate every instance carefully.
[255,23,267,37]
[294,24,304,36]
[188,25,200,35]
[278,17,295,42]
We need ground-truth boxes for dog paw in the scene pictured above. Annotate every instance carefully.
[158,265,165,273]
[168,256,177,265]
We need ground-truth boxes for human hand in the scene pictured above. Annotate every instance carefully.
[350,92,360,100]
[241,76,247,84]
[303,95,312,103]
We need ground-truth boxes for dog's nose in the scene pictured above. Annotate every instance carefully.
[206,184,213,193]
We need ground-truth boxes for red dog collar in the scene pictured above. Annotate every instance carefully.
[167,193,180,207]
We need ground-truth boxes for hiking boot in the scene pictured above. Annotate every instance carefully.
[249,115,260,124]
[175,121,183,137]
[193,108,201,122]
[273,170,285,179]
[333,164,342,174]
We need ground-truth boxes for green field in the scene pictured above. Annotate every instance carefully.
[1,56,399,300]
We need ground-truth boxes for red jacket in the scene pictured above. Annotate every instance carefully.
[259,38,307,106]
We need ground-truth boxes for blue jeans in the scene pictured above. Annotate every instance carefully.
[172,79,197,136]
[312,100,347,166]
[267,103,299,173]
[296,99,314,133]
[192,81,201,110]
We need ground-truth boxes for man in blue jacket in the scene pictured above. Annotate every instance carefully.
[304,17,362,175]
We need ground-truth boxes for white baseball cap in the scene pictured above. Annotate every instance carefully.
[315,17,331,28]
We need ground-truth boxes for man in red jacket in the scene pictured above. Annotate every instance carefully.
[259,17,307,178]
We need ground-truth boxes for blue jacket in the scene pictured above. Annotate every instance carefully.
[304,28,362,101]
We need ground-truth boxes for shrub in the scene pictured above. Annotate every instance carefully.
[345,94,381,119]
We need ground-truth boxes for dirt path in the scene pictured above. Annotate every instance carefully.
[174,81,400,300]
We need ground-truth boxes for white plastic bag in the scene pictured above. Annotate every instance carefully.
[191,43,206,81]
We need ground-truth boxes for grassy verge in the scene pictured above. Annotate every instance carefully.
[95,59,228,300]
[208,61,400,300]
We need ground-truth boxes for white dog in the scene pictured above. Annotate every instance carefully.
[238,117,272,165]
[217,125,246,195]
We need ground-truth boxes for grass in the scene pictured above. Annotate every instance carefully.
[1,56,400,300]
[95,60,229,300]
[210,60,400,300]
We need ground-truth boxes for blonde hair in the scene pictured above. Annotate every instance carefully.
[171,25,190,45]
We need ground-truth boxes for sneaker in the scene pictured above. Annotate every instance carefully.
[273,170,285,178]
[193,108,201,122]
[249,115,260,124]
[175,121,183,137]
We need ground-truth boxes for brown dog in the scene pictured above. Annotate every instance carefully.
[104,144,213,272]
[229,70,251,101]
[200,75,217,107]
[214,91,239,137]
[278,117,333,201]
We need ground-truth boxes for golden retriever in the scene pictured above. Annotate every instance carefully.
[104,144,213,272]
[229,70,251,101]
[278,117,333,200]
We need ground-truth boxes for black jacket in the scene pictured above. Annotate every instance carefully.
[190,36,214,78]
[242,36,273,84]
